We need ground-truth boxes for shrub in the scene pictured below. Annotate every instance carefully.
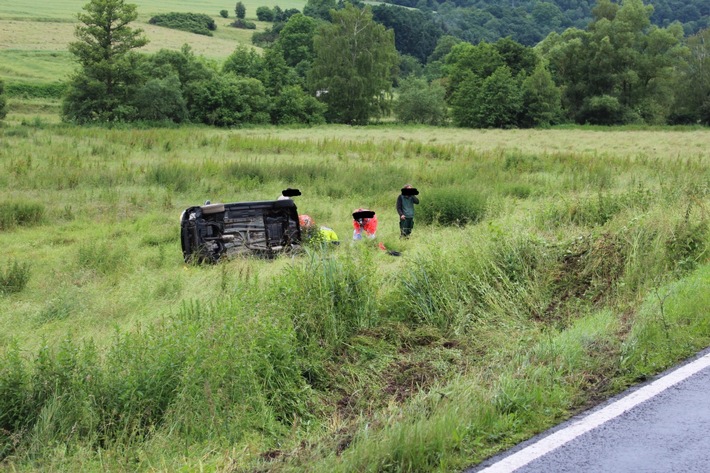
[256,6,275,21]
[148,13,216,36]
[577,95,625,125]
[418,188,487,227]
[0,79,6,120]
[271,85,326,125]
[132,74,187,122]
[0,260,31,295]
[231,18,256,29]
[220,9,228,18]
[395,77,448,125]
[0,202,45,230]
[4,82,67,99]
[666,218,708,273]
[188,75,270,127]
[146,163,193,192]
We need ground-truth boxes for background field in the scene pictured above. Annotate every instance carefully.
[1,122,709,471]
[0,0,306,21]
[1,0,302,91]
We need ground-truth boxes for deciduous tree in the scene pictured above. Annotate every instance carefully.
[235,2,246,19]
[275,13,318,69]
[671,28,710,124]
[303,0,336,21]
[394,77,447,125]
[309,4,398,124]
[541,0,686,124]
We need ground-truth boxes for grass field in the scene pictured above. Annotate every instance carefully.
[0,0,300,88]
[1,121,708,471]
[0,0,306,22]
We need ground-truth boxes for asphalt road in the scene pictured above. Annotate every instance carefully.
[468,348,710,473]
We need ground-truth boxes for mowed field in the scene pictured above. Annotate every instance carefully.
[0,0,305,21]
[0,0,305,85]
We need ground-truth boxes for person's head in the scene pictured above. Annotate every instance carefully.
[401,184,419,196]
[299,214,314,228]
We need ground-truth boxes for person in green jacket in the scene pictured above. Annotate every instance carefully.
[396,184,419,237]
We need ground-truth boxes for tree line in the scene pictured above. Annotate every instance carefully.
[57,0,710,128]
[382,0,708,45]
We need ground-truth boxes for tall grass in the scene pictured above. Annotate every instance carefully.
[0,201,45,230]
[0,124,708,471]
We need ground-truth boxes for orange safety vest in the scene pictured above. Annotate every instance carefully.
[353,214,378,235]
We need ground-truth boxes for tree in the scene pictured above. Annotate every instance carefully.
[309,4,399,124]
[63,0,148,122]
[188,75,270,127]
[423,35,461,80]
[521,64,562,126]
[256,6,275,22]
[235,2,246,19]
[260,46,301,95]
[0,79,7,120]
[223,45,264,78]
[540,0,686,124]
[132,74,188,122]
[303,0,336,21]
[671,28,710,124]
[371,4,444,63]
[271,85,327,124]
[140,45,215,121]
[394,77,447,125]
[276,13,318,69]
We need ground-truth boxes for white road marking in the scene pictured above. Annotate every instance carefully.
[478,352,710,473]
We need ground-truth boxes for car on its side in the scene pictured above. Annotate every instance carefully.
[180,197,301,263]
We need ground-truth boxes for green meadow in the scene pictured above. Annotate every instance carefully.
[0,0,298,93]
[0,0,305,21]
[2,0,710,470]
[1,121,709,471]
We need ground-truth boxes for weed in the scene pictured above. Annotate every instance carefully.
[0,259,31,295]
[418,188,487,227]
[665,207,708,272]
[36,292,77,323]
[0,201,45,230]
[146,163,192,192]
[76,241,127,275]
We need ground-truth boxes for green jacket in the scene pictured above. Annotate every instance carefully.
[396,194,419,218]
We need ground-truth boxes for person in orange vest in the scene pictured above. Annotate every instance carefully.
[352,208,378,240]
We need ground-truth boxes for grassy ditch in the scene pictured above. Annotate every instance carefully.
[0,124,708,471]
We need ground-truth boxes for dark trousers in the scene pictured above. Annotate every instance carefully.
[400,217,414,237]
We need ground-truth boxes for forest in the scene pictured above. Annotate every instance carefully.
[1,0,707,129]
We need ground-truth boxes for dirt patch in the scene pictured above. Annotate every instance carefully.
[383,360,439,403]
[545,233,627,321]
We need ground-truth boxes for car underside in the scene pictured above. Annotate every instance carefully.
[180,199,301,263]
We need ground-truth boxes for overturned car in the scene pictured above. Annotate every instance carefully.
[180,195,302,263]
